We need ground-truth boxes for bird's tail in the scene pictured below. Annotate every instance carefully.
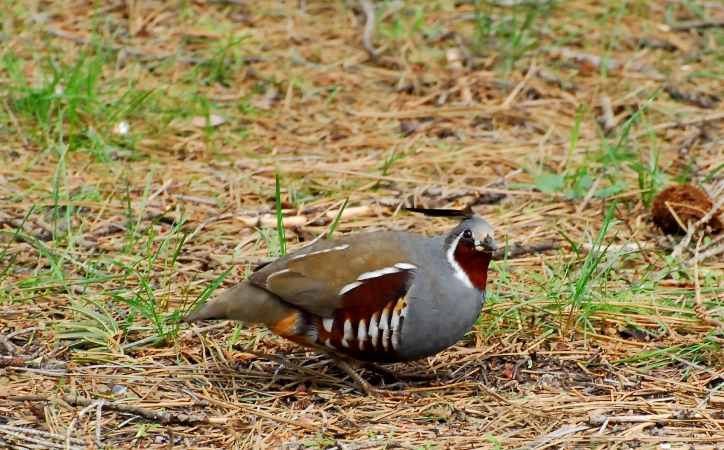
[183,281,298,329]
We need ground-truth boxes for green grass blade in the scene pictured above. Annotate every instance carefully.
[275,173,286,256]
[327,197,349,239]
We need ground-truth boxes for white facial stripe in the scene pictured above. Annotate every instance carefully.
[325,339,335,349]
[357,266,400,281]
[292,244,349,260]
[339,281,362,295]
[447,234,474,289]
[322,318,334,333]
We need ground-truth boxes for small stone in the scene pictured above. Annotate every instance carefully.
[190,114,226,128]
[111,385,128,396]
[113,121,130,135]
[399,120,419,136]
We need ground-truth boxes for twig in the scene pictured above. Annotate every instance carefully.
[502,59,537,108]
[226,257,269,266]
[8,393,320,430]
[185,212,235,242]
[454,0,557,5]
[693,241,724,263]
[666,0,724,10]
[1,327,47,363]
[0,425,86,445]
[0,347,43,362]
[0,334,18,355]
[180,321,232,340]
[490,0,557,5]
[631,111,724,140]
[588,412,698,426]
[664,350,724,386]
[671,224,696,261]
[66,400,104,449]
[6,327,43,339]
[493,241,561,260]
[665,201,690,234]
[480,384,548,418]
[698,231,724,254]
[359,0,380,59]
[0,424,86,450]
[8,395,207,425]
[693,236,724,329]
[526,424,593,449]
[235,349,345,384]
[548,47,621,71]
[671,20,724,30]
[44,27,261,65]
[94,401,103,446]
[172,194,220,206]
[147,179,174,202]
[338,442,419,450]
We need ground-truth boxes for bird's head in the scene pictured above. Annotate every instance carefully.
[405,207,496,291]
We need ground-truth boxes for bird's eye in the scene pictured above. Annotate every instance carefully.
[462,229,473,239]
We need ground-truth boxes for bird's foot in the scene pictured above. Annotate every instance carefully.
[361,381,411,398]
[363,361,452,382]
[335,358,411,397]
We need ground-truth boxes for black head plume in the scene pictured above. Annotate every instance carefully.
[403,207,473,219]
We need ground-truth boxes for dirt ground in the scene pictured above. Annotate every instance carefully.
[2,1,724,448]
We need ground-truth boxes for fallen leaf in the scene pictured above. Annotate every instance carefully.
[0,386,19,397]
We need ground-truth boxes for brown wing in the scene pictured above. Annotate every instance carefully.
[311,268,414,363]
[247,231,423,318]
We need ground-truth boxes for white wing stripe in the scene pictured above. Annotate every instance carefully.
[292,244,349,260]
[339,281,362,295]
[357,267,400,281]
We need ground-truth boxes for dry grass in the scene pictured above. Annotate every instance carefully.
[2,0,724,448]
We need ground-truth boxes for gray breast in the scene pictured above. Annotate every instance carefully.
[394,239,485,362]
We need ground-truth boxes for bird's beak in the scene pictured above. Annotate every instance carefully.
[475,235,497,253]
